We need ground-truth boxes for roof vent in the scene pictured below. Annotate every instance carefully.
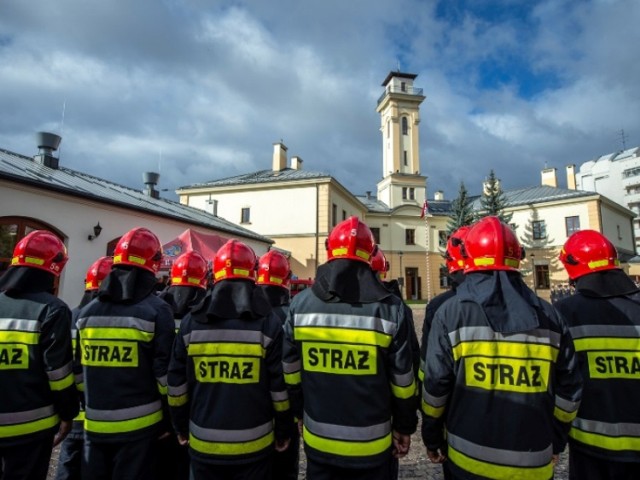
[143,171,160,199]
[34,131,62,169]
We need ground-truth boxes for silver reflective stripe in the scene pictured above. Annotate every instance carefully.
[190,329,264,345]
[422,387,448,408]
[86,399,161,421]
[573,417,640,437]
[448,432,552,467]
[168,383,188,396]
[71,329,78,339]
[304,413,391,441]
[555,395,579,413]
[183,332,191,346]
[271,390,288,402]
[263,334,273,349]
[392,370,415,387]
[0,318,41,332]
[448,327,561,349]
[77,316,155,333]
[190,420,272,442]
[156,375,168,387]
[47,362,73,381]
[283,360,301,373]
[294,313,396,336]
[74,373,84,383]
[570,325,640,339]
[174,319,181,330]
[0,405,55,425]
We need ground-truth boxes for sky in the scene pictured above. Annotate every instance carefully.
[1,0,639,203]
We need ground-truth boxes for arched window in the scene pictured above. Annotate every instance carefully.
[402,117,408,135]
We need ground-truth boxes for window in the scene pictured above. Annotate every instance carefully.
[405,229,415,245]
[439,265,449,288]
[241,207,250,224]
[401,81,406,92]
[534,265,550,289]
[533,220,546,240]
[618,225,622,240]
[402,188,407,200]
[402,117,408,135]
[332,204,337,227]
[403,151,408,166]
[565,216,580,237]
[438,231,447,248]
[409,188,415,200]
[342,210,347,221]
[370,227,381,244]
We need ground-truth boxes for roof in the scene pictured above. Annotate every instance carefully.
[471,185,597,210]
[355,195,453,216]
[0,147,272,244]
[381,71,418,86]
[178,168,331,190]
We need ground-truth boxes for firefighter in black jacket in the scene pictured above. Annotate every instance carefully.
[77,227,175,480]
[56,256,113,480]
[421,216,583,480]
[557,230,640,479]
[283,216,418,480]
[256,249,299,480]
[168,239,292,480]
[0,230,79,480]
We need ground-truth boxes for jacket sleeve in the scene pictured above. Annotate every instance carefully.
[153,302,177,433]
[264,314,293,442]
[282,307,303,420]
[168,318,190,435]
[41,302,79,422]
[388,303,418,435]
[420,309,454,451]
[551,310,582,453]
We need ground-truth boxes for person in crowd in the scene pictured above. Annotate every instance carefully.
[283,216,418,480]
[557,230,640,479]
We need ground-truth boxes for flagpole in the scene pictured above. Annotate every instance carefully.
[421,197,432,302]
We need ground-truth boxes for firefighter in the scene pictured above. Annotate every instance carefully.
[168,239,292,480]
[0,230,79,480]
[283,216,418,480]
[556,230,640,479]
[421,216,582,480]
[55,256,113,480]
[77,227,175,480]
[255,249,299,480]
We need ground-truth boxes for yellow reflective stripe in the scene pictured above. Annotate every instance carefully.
[421,399,445,418]
[452,341,558,362]
[73,411,85,422]
[273,399,290,412]
[157,382,167,395]
[284,371,301,385]
[16,256,45,266]
[418,368,424,382]
[391,380,417,399]
[573,338,640,352]
[554,406,577,423]
[303,425,391,457]
[295,327,391,348]
[168,394,189,407]
[587,258,618,269]
[187,342,264,357]
[190,431,273,455]
[0,331,39,344]
[570,428,640,451]
[127,255,147,266]
[84,410,162,434]
[80,327,153,342]
[474,258,495,266]
[77,382,85,392]
[448,445,553,480]
[0,414,59,438]
[49,372,74,391]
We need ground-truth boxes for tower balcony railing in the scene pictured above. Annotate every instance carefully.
[377,86,424,105]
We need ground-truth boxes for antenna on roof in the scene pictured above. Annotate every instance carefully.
[396,59,401,71]
[619,129,628,151]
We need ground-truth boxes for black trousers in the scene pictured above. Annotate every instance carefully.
[306,455,395,480]
[272,427,300,480]
[189,456,271,480]
[569,447,640,480]
[82,436,156,480]
[54,432,84,480]
[154,435,190,480]
[0,434,54,480]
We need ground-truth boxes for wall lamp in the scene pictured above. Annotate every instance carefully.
[88,222,103,241]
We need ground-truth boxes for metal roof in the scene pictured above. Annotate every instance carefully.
[470,185,597,209]
[0,147,272,244]
[179,168,331,190]
[355,195,453,216]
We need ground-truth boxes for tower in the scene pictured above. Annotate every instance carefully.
[375,71,427,208]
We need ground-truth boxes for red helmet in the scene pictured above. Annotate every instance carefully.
[213,239,257,282]
[113,227,163,274]
[11,230,68,277]
[463,216,522,273]
[85,256,114,291]
[370,248,390,280]
[171,251,208,289]
[257,250,291,288]
[445,226,471,274]
[559,230,620,280]
[326,216,376,263]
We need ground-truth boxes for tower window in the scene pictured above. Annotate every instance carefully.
[401,82,406,92]
[403,150,408,166]
[241,207,250,224]
[402,117,408,135]
[409,188,415,200]
[402,188,407,200]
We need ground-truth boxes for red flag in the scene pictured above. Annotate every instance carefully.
[420,199,429,219]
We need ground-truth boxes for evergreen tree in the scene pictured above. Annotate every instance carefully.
[446,181,475,235]
[480,169,513,224]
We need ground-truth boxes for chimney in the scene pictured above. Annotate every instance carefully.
[366,191,372,199]
[272,142,287,172]
[566,164,577,190]
[541,167,558,188]
[434,190,444,201]
[143,172,160,199]
[291,156,303,170]
[34,132,62,169]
